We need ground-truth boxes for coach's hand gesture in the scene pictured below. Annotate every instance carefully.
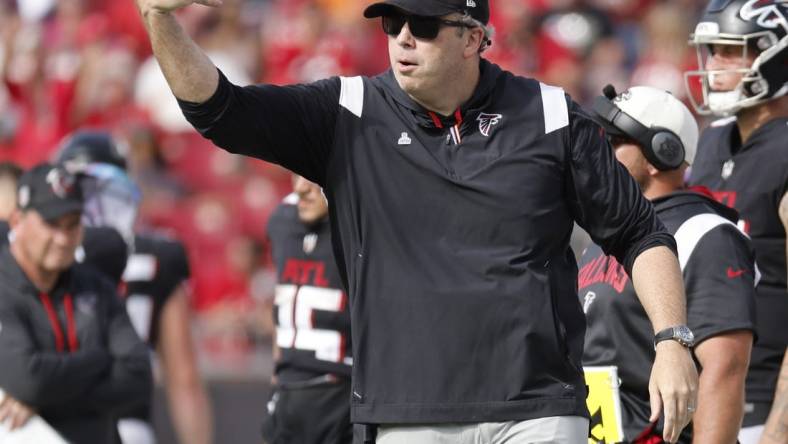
[135,0,222,103]
[649,341,699,443]
[136,0,222,16]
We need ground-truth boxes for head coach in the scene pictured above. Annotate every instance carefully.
[136,0,699,442]
[0,163,152,443]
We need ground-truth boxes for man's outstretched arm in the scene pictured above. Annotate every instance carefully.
[135,0,341,186]
[631,246,699,444]
[158,286,213,444]
[135,0,221,103]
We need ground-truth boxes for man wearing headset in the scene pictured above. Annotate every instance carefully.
[580,85,757,444]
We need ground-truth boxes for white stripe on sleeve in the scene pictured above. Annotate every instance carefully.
[539,82,569,134]
[674,213,757,287]
[339,76,364,118]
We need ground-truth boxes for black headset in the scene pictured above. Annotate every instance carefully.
[592,85,685,171]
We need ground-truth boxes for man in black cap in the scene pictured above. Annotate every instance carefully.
[0,162,129,286]
[0,163,152,443]
[135,0,699,442]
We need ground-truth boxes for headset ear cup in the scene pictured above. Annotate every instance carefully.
[649,132,685,171]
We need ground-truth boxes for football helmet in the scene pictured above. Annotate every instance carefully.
[79,163,141,250]
[55,130,128,170]
[685,0,788,115]
[55,131,139,249]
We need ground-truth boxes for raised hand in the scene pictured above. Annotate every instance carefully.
[134,0,222,103]
[136,0,223,16]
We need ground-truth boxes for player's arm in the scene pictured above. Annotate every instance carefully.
[0,305,111,408]
[157,284,213,444]
[136,1,340,185]
[759,191,788,444]
[759,348,788,444]
[566,104,697,443]
[82,286,153,415]
[692,331,752,444]
[686,225,757,444]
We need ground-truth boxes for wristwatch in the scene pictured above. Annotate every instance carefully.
[653,325,695,349]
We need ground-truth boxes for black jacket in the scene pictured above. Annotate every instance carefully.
[179,60,675,424]
[0,246,152,443]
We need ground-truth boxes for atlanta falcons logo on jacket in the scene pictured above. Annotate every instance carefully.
[477,113,502,137]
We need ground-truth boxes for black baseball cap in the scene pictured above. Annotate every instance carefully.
[17,163,84,222]
[364,0,490,25]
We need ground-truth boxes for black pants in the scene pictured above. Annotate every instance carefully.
[262,376,352,444]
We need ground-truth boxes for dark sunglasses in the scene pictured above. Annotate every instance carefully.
[382,14,475,40]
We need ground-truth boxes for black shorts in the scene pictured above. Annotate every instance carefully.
[261,375,352,444]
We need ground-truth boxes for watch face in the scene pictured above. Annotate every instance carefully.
[675,326,695,345]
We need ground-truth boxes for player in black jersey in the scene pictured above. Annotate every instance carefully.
[582,85,757,444]
[113,229,200,444]
[262,174,352,444]
[684,1,788,442]
[56,130,213,444]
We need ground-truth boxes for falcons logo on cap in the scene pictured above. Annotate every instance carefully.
[477,113,503,137]
[46,167,76,198]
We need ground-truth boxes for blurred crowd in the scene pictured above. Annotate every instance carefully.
[0,0,711,377]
